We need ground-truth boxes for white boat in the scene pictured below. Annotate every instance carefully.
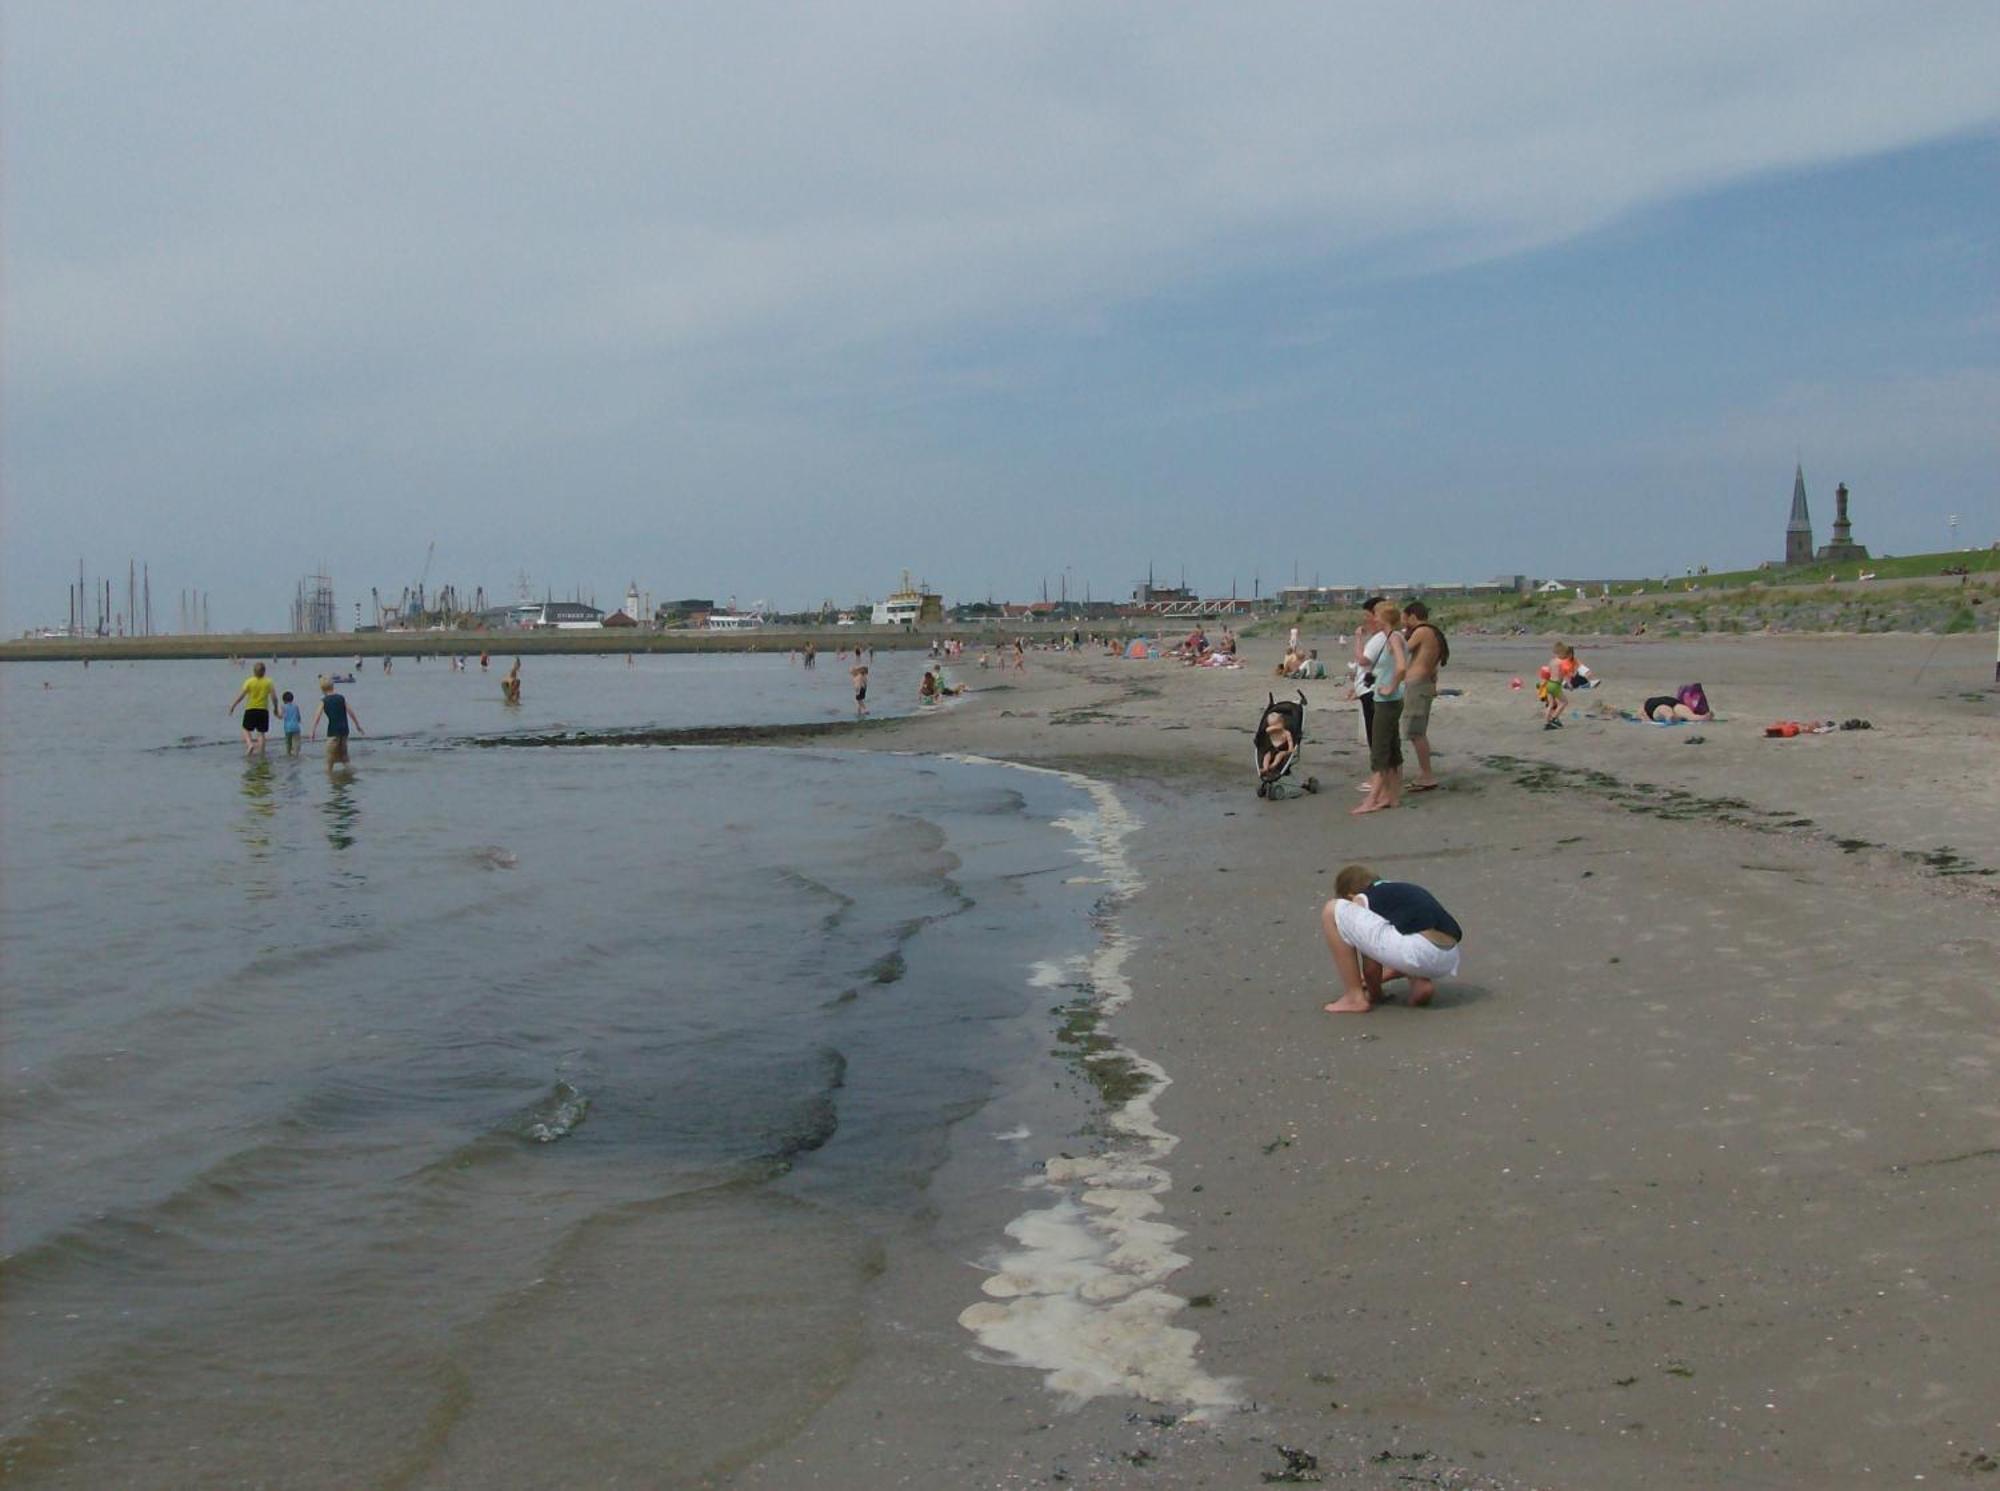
[869,573,943,628]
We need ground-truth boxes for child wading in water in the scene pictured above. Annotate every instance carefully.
[280,691,304,755]
[308,677,365,772]
[1321,864,1463,1013]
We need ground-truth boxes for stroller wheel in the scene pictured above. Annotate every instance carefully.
[1256,782,1268,798]
[1304,776,1319,793]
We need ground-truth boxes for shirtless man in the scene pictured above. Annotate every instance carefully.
[1401,600,1444,791]
[850,660,869,715]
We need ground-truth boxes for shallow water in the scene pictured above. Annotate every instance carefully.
[1,654,1105,1486]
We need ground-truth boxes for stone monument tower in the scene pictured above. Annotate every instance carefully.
[1784,464,1814,567]
[1816,482,1871,562]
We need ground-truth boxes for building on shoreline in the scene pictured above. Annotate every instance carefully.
[479,599,606,630]
[1277,576,1529,611]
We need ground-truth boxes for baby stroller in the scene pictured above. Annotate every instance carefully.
[1254,691,1318,800]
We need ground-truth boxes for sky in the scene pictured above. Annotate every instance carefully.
[5,3,1998,632]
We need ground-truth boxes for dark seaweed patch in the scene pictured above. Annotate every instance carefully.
[1481,755,1995,882]
[1262,1445,1323,1484]
[1905,845,1996,877]
[1052,994,1154,1109]
[468,719,881,748]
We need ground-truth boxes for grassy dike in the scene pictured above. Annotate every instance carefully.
[1237,557,1998,641]
[1419,575,1997,638]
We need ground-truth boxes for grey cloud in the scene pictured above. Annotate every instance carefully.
[15,2,2000,394]
[6,2,1999,624]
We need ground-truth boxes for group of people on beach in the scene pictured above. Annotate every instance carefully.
[1307,598,1726,1013]
[1241,596,1473,1014]
[1173,624,1238,666]
[227,663,363,769]
[1340,596,1447,814]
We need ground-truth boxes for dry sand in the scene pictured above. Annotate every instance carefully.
[732,632,1999,1490]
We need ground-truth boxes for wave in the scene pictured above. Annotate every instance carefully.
[773,866,856,932]
[506,1080,589,1143]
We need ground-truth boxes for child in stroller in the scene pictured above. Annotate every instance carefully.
[1255,691,1319,799]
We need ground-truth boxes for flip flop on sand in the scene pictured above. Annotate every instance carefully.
[1409,782,1439,793]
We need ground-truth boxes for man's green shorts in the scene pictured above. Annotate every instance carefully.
[1403,677,1437,738]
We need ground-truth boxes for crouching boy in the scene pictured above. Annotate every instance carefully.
[1321,864,1462,1013]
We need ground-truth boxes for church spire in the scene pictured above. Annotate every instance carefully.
[1784,464,1815,566]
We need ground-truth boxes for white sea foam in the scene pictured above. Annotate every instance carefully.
[1026,960,1069,990]
[944,757,1240,1417]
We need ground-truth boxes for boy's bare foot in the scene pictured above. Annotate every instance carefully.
[1324,990,1373,1014]
[1407,978,1437,1007]
[1409,779,1439,792]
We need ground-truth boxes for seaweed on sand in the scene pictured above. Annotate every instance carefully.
[1481,756,1997,883]
[1052,994,1154,1109]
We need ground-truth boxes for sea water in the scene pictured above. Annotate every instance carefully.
[0,653,1120,1486]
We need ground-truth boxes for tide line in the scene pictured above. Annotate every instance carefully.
[944,756,1239,1417]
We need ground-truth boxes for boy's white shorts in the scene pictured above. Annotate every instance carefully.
[1334,898,1462,980]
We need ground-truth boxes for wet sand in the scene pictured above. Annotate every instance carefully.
[733,633,1999,1489]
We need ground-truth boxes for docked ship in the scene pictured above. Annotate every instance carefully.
[870,573,944,628]
[704,597,766,631]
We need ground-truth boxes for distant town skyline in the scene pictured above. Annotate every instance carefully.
[6,5,1998,634]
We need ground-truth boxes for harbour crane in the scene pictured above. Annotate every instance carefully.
[401,540,437,627]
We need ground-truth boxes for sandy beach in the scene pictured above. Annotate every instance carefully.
[731,631,2000,1489]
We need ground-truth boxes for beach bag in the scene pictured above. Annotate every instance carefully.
[1678,682,1709,715]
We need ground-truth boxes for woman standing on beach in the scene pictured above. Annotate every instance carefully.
[1350,596,1386,755]
[1354,601,1408,815]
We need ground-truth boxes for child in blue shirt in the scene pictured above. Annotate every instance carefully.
[280,690,304,755]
